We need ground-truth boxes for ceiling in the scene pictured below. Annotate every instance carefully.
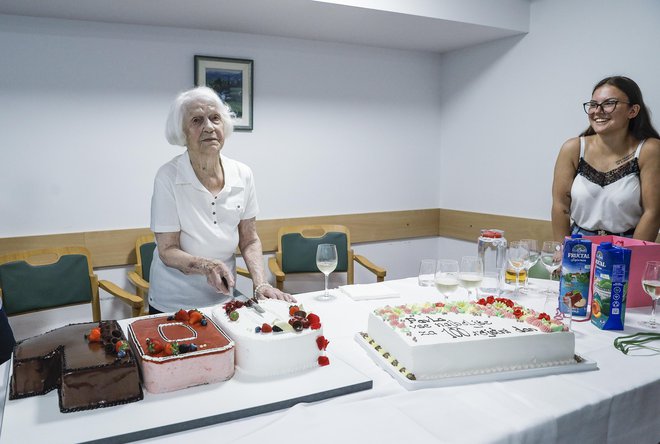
[0,0,528,53]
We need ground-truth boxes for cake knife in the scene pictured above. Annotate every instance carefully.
[249,297,266,314]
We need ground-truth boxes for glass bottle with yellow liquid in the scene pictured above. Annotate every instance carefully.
[505,241,529,295]
[504,267,527,285]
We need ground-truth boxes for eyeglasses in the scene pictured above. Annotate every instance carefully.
[583,99,630,115]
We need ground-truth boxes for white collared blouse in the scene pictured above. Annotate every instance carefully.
[148,151,259,312]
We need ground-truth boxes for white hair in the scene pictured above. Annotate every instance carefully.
[165,86,235,146]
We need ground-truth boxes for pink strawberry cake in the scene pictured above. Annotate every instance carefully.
[127,309,235,393]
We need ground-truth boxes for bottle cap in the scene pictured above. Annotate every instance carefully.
[480,229,503,238]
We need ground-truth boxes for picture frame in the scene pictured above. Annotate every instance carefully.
[194,55,253,131]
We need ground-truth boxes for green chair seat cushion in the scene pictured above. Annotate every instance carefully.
[140,242,156,283]
[281,232,348,273]
[0,255,93,316]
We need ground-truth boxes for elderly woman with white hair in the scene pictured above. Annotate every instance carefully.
[148,86,293,313]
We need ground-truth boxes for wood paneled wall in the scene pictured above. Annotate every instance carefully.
[1,209,655,268]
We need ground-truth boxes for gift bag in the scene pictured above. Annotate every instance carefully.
[585,236,660,308]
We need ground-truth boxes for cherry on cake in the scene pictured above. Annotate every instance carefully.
[127,309,235,393]
[10,320,143,413]
[364,296,575,380]
[211,299,330,378]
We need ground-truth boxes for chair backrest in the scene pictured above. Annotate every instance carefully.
[0,247,98,318]
[277,225,351,273]
[135,234,156,282]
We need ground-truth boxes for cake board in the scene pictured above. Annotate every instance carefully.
[0,352,372,444]
[355,332,597,391]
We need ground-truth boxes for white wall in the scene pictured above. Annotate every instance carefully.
[438,0,660,221]
[0,14,442,236]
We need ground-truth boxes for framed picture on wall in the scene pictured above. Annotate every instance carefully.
[194,55,253,131]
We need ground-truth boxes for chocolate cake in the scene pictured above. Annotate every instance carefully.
[10,320,143,413]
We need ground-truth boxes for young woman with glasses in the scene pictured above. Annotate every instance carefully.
[551,76,660,242]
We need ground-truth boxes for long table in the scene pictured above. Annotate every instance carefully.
[2,278,659,443]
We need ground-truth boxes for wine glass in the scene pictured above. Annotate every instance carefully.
[641,261,660,329]
[434,259,459,300]
[458,256,484,300]
[540,241,563,295]
[316,244,338,301]
[507,241,529,296]
[520,239,540,293]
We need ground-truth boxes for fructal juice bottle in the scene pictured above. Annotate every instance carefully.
[591,242,631,330]
[559,234,592,318]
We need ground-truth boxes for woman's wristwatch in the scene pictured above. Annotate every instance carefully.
[253,282,273,298]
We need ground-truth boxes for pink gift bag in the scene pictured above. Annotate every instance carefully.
[584,236,660,308]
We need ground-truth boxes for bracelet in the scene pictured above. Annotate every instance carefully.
[254,282,273,298]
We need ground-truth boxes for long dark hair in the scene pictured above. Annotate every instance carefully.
[580,76,660,139]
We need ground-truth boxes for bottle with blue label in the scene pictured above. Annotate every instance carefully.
[559,234,591,318]
[591,242,631,330]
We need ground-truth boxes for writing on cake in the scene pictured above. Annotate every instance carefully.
[403,314,539,340]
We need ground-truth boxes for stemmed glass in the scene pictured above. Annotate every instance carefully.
[316,244,338,301]
[520,239,540,293]
[641,261,660,329]
[434,260,459,300]
[507,241,529,296]
[540,241,563,295]
[458,256,484,300]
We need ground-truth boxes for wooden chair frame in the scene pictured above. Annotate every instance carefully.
[127,234,155,314]
[267,224,386,291]
[0,246,143,321]
[128,234,253,312]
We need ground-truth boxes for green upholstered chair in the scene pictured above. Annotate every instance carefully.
[127,234,156,315]
[0,246,144,321]
[268,225,386,292]
[128,234,252,310]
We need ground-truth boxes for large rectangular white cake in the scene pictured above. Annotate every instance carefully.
[366,297,575,380]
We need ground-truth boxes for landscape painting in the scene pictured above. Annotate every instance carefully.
[194,56,253,131]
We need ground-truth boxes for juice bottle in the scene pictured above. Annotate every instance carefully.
[559,234,591,318]
[504,268,527,285]
[591,242,631,330]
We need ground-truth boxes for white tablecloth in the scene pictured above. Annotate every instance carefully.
[2,278,659,443]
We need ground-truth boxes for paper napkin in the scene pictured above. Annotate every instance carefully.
[339,283,400,301]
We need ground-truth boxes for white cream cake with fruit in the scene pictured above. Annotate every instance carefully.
[363,296,575,380]
[212,299,330,378]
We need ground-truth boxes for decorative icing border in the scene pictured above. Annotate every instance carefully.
[157,322,198,342]
[373,297,569,339]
